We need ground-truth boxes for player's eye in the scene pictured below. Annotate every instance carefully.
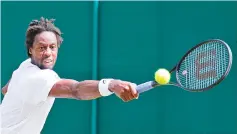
[39,46,45,51]
[50,45,56,49]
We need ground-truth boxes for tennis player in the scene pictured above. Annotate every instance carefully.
[1,17,138,134]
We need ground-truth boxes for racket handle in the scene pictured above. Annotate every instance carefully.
[136,81,158,93]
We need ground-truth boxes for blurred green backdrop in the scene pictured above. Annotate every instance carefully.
[1,1,237,134]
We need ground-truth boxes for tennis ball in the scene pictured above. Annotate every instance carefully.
[154,68,171,85]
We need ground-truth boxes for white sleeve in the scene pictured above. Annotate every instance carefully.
[26,69,61,104]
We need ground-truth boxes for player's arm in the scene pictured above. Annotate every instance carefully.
[49,79,138,102]
[49,79,101,100]
[1,80,10,95]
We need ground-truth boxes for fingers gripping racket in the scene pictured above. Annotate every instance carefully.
[136,39,233,93]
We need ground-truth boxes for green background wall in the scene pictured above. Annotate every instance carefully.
[1,1,237,134]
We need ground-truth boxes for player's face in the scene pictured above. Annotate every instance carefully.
[29,31,58,69]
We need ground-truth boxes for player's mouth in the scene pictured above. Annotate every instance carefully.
[43,59,53,64]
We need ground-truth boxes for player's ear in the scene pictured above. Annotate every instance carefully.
[29,48,32,55]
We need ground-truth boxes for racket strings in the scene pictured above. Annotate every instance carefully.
[178,41,230,90]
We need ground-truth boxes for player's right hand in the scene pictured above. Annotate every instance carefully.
[108,79,139,102]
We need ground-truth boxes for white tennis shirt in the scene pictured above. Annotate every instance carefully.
[1,58,61,134]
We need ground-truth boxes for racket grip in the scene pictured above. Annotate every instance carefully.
[136,81,157,93]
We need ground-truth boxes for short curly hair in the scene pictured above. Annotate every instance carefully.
[25,17,63,57]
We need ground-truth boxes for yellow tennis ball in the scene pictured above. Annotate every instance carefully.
[154,68,171,85]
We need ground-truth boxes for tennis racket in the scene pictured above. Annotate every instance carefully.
[136,39,233,93]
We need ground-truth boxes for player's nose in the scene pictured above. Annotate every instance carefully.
[44,47,52,57]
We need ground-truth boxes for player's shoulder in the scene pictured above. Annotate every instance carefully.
[37,69,59,79]
[19,58,58,74]
[15,58,60,81]
[18,58,33,69]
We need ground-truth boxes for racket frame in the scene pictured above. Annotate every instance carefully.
[136,39,232,93]
[175,39,233,92]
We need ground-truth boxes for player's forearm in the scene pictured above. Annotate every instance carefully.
[2,86,7,95]
[72,80,102,100]
[1,80,10,95]
[50,79,103,100]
